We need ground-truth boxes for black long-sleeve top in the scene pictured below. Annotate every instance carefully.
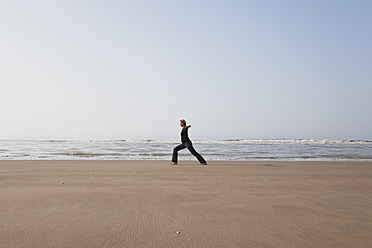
[180,126,190,144]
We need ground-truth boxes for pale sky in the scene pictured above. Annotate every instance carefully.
[1,1,371,140]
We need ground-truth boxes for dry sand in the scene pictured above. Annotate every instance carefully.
[0,160,371,248]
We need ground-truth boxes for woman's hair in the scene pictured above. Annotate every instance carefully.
[180,119,187,127]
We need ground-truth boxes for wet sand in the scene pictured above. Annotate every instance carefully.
[0,160,371,248]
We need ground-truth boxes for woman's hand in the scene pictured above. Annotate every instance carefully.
[187,125,191,128]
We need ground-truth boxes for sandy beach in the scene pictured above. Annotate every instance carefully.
[0,160,371,248]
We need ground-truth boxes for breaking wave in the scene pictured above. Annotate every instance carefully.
[0,138,371,161]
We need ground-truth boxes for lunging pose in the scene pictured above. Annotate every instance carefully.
[172,119,207,165]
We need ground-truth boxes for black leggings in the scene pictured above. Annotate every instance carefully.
[172,141,206,164]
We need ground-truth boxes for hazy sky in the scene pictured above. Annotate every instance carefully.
[1,1,371,139]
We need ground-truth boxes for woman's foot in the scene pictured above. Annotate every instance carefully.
[201,162,207,165]
[172,162,178,165]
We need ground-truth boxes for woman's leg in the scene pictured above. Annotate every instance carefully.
[185,141,206,164]
[172,143,186,163]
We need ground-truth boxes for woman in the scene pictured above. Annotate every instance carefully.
[172,119,207,165]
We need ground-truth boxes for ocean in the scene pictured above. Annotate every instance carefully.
[0,138,371,161]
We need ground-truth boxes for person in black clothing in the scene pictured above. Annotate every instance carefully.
[172,119,207,165]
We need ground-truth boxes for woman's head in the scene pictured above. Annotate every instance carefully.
[180,119,187,127]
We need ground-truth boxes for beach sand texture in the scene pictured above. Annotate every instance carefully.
[0,160,371,248]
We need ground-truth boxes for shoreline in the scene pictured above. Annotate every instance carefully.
[0,158,372,164]
[2,139,371,161]
[1,160,371,247]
